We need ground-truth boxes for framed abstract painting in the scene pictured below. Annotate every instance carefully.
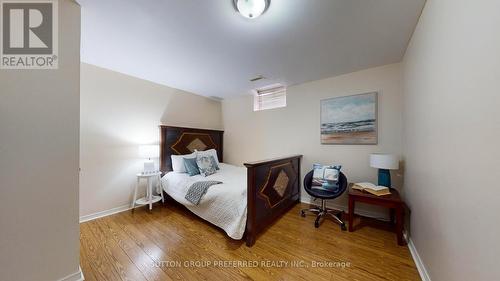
[321,92,378,145]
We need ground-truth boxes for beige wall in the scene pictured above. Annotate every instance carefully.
[402,0,500,280]
[222,63,403,217]
[0,1,81,281]
[80,63,222,218]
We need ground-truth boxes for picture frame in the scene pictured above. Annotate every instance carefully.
[320,92,378,145]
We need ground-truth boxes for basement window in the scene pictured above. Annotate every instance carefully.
[253,84,287,111]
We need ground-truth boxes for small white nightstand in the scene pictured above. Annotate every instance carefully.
[132,172,164,211]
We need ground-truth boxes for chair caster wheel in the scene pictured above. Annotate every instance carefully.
[300,211,306,217]
[314,221,320,228]
[336,212,344,220]
[341,223,347,231]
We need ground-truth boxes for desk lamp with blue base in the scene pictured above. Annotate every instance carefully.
[370,154,399,188]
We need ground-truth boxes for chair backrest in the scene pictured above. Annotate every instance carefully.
[303,170,348,199]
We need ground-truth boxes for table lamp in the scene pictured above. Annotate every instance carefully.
[370,154,399,188]
[139,145,159,174]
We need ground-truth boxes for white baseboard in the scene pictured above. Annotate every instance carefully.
[79,204,132,223]
[57,266,84,281]
[407,237,431,281]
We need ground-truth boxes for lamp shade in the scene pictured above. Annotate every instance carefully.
[370,154,399,170]
[139,145,159,159]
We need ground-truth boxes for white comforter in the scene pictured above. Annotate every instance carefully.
[161,163,247,240]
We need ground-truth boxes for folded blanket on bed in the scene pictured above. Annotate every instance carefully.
[185,181,222,205]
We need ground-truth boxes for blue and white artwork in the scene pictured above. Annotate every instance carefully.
[321,92,377,144]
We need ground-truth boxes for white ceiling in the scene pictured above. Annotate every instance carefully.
[78,0,425,99]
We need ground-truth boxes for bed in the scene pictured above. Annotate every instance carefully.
[159,125,302,246]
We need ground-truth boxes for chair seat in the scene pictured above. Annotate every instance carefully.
[306,188,343,199]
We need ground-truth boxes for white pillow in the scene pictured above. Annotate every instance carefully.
[171,152,195,173]
[196,149,220,166]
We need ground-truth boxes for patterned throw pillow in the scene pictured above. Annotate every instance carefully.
[196,155,217,177]
[195,149,220,170]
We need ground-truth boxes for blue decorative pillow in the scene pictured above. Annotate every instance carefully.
[196,155,217,177]
[183,157,200,176]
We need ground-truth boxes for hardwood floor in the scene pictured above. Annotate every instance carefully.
[80,201,420,281]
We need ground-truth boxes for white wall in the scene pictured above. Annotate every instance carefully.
[222,63,403,217]
[80,63,222,218]
[402,0,500,280]
[0,1,81,281]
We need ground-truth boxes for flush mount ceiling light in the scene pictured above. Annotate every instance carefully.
[234,0,270,19]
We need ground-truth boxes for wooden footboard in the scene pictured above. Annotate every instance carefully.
[244,155,302,246]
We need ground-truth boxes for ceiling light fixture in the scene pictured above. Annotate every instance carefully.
[234,0,270,19]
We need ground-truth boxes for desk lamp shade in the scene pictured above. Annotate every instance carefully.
[139,145,159,173]
[370,154,399,188]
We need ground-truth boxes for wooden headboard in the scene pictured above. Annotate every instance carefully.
[159,125,224,173]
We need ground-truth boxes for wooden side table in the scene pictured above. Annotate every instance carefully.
[348,187,406,246]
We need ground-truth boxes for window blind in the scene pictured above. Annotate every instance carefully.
[253,85,286,111]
